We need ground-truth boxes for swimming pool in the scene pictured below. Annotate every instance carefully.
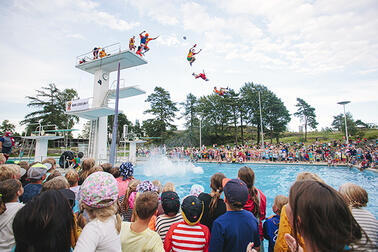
[135,161,378,218]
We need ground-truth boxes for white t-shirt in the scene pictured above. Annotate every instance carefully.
[74,215,121,252]
[0,202,24,252]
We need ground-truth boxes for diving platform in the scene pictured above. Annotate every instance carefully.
[66,107,119,120]
[23,136,63,162]
[76,50,147,74]
[108,85,145,99]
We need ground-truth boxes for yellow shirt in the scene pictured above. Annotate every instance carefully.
[187,50,193,58]
[274,205,306,252]
[120,222,164,252]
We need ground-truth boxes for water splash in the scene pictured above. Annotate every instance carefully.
[141,150,203,177]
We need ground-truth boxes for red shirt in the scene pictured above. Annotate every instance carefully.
[164,221,210,252]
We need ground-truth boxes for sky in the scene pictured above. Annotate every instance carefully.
[1,0,377,136]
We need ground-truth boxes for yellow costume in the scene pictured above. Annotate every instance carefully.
[274,205,306,252]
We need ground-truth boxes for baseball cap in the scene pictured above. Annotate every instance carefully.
[27,164,48,180]
[223,179,249,206]
[161,191,180,215]
[181,195,204,225]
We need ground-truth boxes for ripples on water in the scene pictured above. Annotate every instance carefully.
[134,161,378,218]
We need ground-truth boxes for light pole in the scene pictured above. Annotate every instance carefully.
[337,101,351,144]
[258,91,264,149]
[199,118,202,150]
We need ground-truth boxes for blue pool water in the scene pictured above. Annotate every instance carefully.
[135,162,378,218]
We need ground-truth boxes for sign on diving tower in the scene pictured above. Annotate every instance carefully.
[67,43,147,162]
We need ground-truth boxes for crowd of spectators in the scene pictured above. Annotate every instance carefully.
[0,156,377,251]
[164,139,378,170]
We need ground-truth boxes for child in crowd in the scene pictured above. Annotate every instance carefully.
[65,169,81,202]
[263,195,288,252]
[120,179,140,221]
[199,172,227,232]
[157,182,175,215]
[120,191,164,252]
[101,163,112,173]
[155,191,183,241]
[238,167,266,246]
[13,190,75,252]
[209,179,260,252]
[339,183,377,250]
[74,172,122,252]
[41,176,70,192]
[164,195,210,252]
[21,164,47,203]
[117,162,134,197]
[190,184,204,197]
[78,158,95,185]
[0,179,24,252]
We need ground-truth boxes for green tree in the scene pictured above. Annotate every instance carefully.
[0,120,16,134]
[332,113,357,136]
[79,121,91,139]
[240,83,291,144]
[21,83,79,136]
[144,87,178,141]
[294,98,318,141]
[223,89,240,145]
[180,93,199,146]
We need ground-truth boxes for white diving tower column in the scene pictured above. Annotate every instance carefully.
[69,50,147,162]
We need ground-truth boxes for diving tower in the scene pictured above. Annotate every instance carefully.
[67,43,147,163]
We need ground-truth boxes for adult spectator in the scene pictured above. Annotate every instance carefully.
[0,132,15,161]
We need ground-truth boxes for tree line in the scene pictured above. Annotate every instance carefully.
[6,82,374,147]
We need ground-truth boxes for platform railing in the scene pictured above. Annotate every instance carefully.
[76,42,121,66]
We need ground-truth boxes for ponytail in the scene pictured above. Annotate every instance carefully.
[209,189,221,216]
[0,193,5,214]
[250,186,261,218]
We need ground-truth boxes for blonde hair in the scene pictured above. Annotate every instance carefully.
[0,154,6,165]
[152,180,162,194]
[296,172,325,183]
[3,164,21,177]
[18,161,30,171]
[65,169,79,187]
[162,182,175,192]
[42,158,56,171]
[82,202,122,233]
[42,176,69,192]
[121,179,140,213]
[0,165,16,181]
[273,195,288,214]
[339,183,368,208]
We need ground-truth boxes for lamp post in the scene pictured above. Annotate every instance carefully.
[199,118,202,150]
[337,101,351,144]
[258,91,264,149]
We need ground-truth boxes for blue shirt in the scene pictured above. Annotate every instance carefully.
[263,215,280,252]
[22,183,42,203]
[209,210,260,252]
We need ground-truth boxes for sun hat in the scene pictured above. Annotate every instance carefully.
[190,184,204,197]
[80,171,118,208]
[119,162,134,181]
[136,180,158,193]
[181,195,204,225]
[161,191,180,215]
[223,178,249,206]
[27,163,47,180]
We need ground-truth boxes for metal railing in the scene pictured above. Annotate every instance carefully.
[75,42,121,66]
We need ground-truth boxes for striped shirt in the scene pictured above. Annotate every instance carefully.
[351,208,378,251]
[155,213,183,241]
[164,221,210,252]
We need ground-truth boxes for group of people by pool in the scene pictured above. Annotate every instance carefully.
[157,139,377,170]
[0,156,377,251]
